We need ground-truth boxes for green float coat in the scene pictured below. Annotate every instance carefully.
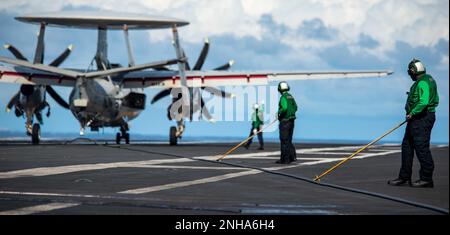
[278,92,297,121]
[406,74,439,116]
[252,109,264,129]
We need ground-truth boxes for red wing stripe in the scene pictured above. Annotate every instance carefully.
[125,74,268,82]
[0,71,76,82]
[0,70,267,82]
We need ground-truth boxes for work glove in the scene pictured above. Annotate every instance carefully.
[252,129,257,135]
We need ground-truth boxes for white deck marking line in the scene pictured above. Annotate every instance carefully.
[0,145,401,180]
[118,150,402,194]
[0,202,80,215]
[118,169,261,194]
[0,190,126,200]
[194,146,398,161]
[196,152,357,160]
[300,146,366,152]
[357,150,401,159]
[0,146,359,178]
[305,152,356,155]
[192,146,367,161]
[118,159,341,195]
[0,148,401,196]
[130,165,243,170]
[0,158,194,179]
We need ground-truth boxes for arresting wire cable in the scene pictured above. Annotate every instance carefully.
[104,144,449,215]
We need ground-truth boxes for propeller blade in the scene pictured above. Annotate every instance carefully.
[200,97,214,122]
[6,91,20,112]
[202,87,235,98]
[49,44,73,67]
[46,86,70,109]
[84,58,181,79]
[0,56,82,78]
[151,88,172,104]
[3,44,28,61]
[213,60,234,71]
[193,38,210,70]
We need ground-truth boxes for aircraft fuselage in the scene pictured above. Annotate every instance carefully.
[68,77,145,131]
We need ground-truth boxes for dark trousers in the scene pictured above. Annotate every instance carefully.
[399,112,435,182]
[279,119,297,162]
[245,127,263,148]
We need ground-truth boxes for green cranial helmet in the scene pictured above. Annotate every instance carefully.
[407,58,426,78]
[278,81,290,93]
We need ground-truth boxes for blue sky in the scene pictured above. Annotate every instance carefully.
[0,0,448,143]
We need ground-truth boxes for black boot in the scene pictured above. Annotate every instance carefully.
[275,160,291,164]
[387,178,412,186]
[411,180,434,188]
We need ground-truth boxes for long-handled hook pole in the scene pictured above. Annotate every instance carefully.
[314,120,407,182]
[216,119,278,161]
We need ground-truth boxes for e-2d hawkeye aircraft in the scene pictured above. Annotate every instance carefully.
[0,11,393,145]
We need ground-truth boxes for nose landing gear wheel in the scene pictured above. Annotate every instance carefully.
[170,126,177,146]
[31,123,40,145]
[116,131,130,145]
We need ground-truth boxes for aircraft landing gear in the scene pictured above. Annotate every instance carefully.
[116,125,130,144]
[169,121,184,146]
[170,126,177,145]
[31,123,40,145]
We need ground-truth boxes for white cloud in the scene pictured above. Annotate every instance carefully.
[0,0,448,59]
[437,55,449,71]
[1,0,448,60]
[241,0,278,17]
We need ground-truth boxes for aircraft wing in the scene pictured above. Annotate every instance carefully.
[0,65,77,87]
[122,70,394,88]
[1,60,392,88]
[0,57,181,87]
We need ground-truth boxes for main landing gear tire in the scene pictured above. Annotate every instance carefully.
[169,126,177,146]
[31,123,40,145]
[116,131,130,145]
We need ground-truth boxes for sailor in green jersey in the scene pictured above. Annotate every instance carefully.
[276,81,298,164]
[244,103,264,150]
[388,59,439,188]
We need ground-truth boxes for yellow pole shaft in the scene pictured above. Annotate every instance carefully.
[216,119,278,161]
[313,120,407,182]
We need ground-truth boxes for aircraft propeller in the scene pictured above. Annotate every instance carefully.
[4,43,72,112]
[151,38,234,121]
[6,91,20,113]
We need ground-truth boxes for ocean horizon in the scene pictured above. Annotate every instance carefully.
[1,131,448,145]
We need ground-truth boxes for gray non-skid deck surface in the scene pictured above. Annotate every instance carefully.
[0,142,447,215]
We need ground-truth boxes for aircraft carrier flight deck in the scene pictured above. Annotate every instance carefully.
[0,141,448,215]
